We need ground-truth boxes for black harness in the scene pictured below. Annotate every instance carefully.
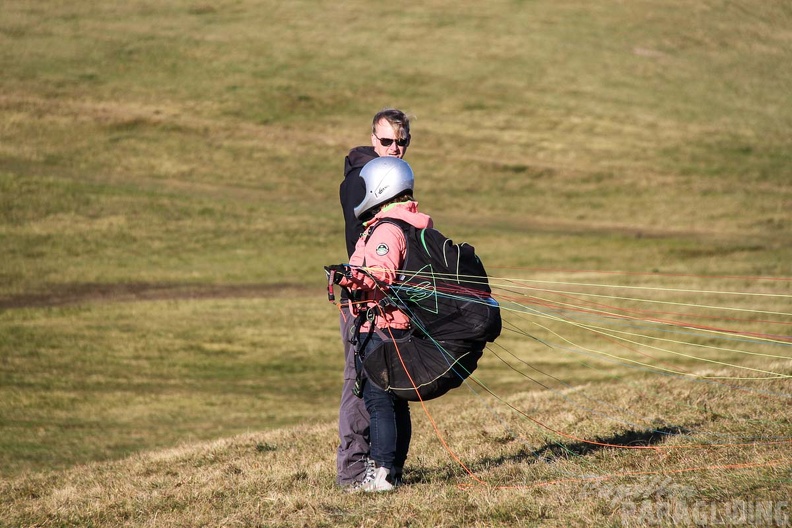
[346,219,411,398]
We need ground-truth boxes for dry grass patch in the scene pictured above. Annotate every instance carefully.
[2,371,788,527]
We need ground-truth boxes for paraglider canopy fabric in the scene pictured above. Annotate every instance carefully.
[362,330,484,401]
[357,218,500,400]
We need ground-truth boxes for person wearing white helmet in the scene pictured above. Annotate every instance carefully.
[327,156,432,492]
[335,109,411,489]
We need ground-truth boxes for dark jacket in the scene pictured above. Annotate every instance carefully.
[340,146,377,257]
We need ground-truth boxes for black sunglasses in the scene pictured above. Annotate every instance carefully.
[374,134,410,148]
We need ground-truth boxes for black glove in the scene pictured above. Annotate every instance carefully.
[324,264,351,284]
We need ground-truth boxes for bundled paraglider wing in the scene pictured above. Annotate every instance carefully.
[358,219,501,401]
[362,331,485,401]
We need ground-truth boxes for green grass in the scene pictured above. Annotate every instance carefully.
[2,374,789,527]
[0,0,790,525]
[0,297,340,476]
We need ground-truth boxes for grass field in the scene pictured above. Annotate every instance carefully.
[1,0,790,526]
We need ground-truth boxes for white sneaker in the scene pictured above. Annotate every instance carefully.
[360,461,394,492]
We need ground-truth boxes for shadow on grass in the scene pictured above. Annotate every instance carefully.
[408,425,690,484]
[526,425,691,461]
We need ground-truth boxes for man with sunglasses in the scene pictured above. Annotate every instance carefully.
[336,108,411,489]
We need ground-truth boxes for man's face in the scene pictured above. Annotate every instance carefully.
[371,119,409,158]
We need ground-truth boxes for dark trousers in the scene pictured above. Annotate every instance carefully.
[335,306,370,485]
[359,329,411,471]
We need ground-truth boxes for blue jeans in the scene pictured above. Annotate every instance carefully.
[359,329,412,470]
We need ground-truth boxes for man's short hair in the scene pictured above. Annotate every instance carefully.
[372,108,411,139]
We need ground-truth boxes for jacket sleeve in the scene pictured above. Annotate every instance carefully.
[339,166,366,258]
[339,222,406,292]
[340,148,377,258]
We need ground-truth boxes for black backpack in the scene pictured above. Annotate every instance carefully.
[359,218,501,401]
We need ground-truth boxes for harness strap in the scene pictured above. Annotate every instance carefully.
[349,219,412,397]
[350,305,378,398]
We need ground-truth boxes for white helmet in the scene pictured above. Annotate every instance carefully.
[354,157,415,219]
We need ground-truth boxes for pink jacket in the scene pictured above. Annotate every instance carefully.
[338,201,433,332]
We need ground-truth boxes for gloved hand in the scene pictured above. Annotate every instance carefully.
[324,264,351,284]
